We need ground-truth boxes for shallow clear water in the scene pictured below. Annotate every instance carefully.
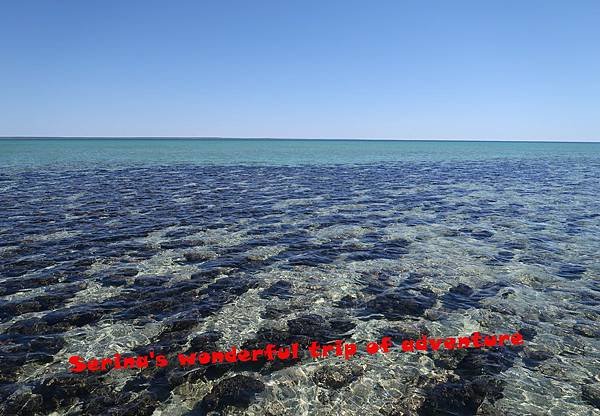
[1,139,599,415]
[1,138,599,167]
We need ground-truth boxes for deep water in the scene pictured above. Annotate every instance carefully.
[1,140,600,415]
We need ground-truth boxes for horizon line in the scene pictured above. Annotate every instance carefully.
[1,136,600,143]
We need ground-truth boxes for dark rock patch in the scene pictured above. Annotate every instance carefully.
[43,306,108,327]
[313,363,363,389]
[381,324,429,344]
[442,282,507,311]
[471,230,494,239]
[573,323,600,338]
[190,267,227,283]
[0,275,60,296]
[523,348,554,367]
[419,377,504,416]
[260,304,289,319]
[260,280,292,300]
[189,331,222,352]
[558,264,586,280]
[132,275,171,287]
[364,288,436,320]
[33,373,106,413]
[486,250,514,265]
[183,250,215,263]
[196,375,265,413]
[421,346,519,415]
[160,239,200,250]
[501,241,526,250]
[518,327,537,341]
[582,384,600,409]
[287,314,354,343]
[0,389,44,415]
[336,294,358,308]
[449,283,474,296]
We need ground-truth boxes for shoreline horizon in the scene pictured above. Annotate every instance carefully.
[1,136,600,143]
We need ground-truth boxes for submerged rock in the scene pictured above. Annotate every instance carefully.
[557,264,586,279]
[260,280,292,299]
[261,304,289,319]
[0,275,60,296]
[33,373,106,413]
[419,377,504,415]
[287,314,330,341]
[198,375,265,412]
[471,230,494,239]
[286,314,356,344]
[523,348,554,367]
[379,396,425,416]
[442,282,507,311]
[313,363,364,389]
[365,288,436,320]
[524,348,553,361]
[189,331,222,351]
[518,327,537,341]
[449,283,474,296]
[0,389,43,415]
[573,323,600,338]
[183,250,215,262]
[582,384,600,409]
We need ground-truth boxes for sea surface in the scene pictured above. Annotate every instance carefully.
[1,139,599,415]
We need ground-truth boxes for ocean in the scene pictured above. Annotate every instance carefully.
[1,139,599,415]
[1,138,599,167]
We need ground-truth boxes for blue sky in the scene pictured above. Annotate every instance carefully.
[1,1,599,140]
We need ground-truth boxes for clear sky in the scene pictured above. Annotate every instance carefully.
[1,1,599,141]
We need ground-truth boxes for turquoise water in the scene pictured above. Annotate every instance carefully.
[1,138,599,167]
[1,139,600,415]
